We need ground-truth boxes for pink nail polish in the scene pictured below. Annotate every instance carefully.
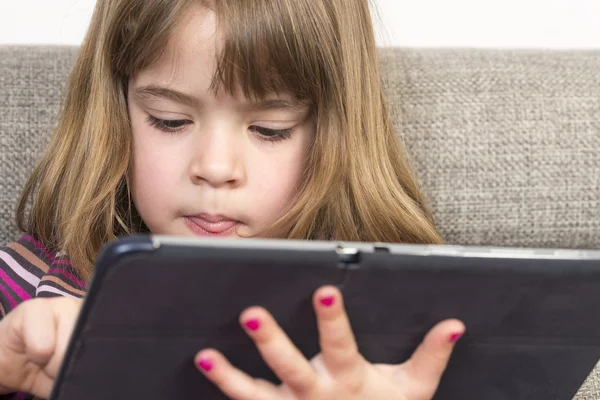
[197,358,214,372]
[245,319,261,331]
[449,332,464,344]
[320,296,335,307]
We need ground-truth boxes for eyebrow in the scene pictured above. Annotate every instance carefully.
[134,85,200,108]
[249,98,309,112]
[134,85,309,112]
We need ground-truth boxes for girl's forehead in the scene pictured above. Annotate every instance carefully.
[168,5,220,67]
[132,6,219,85]
[132,0,317,104]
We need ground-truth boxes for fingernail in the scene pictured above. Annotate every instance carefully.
[197,358,214,372]
[320,296,335,307]
[245,319,261,331]
[449,332,464,344]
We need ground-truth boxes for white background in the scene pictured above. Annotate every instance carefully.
[0,0,599,48]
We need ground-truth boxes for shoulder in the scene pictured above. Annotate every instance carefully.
[37,251,87,300]
[0,235,49,318]
[0,235,86,319]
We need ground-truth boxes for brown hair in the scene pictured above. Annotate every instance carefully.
[17,0,442,281]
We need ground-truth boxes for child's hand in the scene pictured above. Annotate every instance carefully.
[195,286,465,400]
[0,298,82,398]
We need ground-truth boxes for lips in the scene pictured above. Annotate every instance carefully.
[184,213,239,236]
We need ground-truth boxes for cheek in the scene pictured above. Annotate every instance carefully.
[129,128,182,223]
[130,138,159,216]
[255,166,300,207]
[248,138,310,223]
[131,144,154,203]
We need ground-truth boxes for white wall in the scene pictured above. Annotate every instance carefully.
[1,0,599,48]
[373,0,600,48]
[0,0,94,46]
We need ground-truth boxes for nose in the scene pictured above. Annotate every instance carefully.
[189,127,244,188]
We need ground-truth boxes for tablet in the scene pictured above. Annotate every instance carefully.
[50,235,600,400]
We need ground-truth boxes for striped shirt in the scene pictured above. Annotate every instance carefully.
[0,235,86,400]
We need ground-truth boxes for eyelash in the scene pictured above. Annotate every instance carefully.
[145,116,191,133]
[249,126,294,142]
[145,115,294,142]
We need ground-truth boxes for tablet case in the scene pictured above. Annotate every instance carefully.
[50,235,600,400]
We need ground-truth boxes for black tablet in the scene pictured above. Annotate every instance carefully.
[50,235,600,400]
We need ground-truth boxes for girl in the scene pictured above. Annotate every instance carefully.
[0,0,465,399]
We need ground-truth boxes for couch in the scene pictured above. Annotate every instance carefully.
[1,45,599,399]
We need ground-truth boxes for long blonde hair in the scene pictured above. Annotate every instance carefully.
[17,0,442,281]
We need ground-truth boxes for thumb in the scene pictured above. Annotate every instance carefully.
[0,298,60,397]
[406,319,465,393]
[22,297,81,398]
[46,297,82,376]
[21,299,59,366]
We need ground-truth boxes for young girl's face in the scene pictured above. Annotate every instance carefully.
[126,4,315,238]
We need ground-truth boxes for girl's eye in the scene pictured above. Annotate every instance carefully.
[145,115,294,141]
[250,126,294,142]
[146,115,191,133]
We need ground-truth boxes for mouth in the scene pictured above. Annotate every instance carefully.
[184,214,240,237]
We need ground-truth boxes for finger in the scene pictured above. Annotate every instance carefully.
[18,299,60,398]
[240,307,318,395]
[406,319,465,390]
[22,298,81,399]
[195,348,278,400]
[47,298,82,377]
[27,372,55,400]
[21,299,57,366]
[313,286,362,374]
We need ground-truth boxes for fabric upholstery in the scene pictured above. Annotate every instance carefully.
[0,46,78,243]
[378,48,600,249]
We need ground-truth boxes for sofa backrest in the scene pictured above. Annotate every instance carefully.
[1,46,599,248]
